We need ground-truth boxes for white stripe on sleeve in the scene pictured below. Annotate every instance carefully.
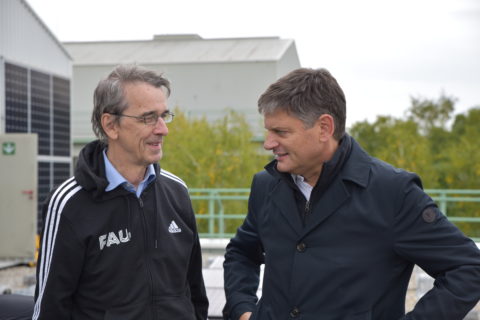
[160,169,188,189]
[33,177,82,320]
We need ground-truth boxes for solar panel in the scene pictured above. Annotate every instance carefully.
[5,63,28,133]
[31,70,51,155]
[4,62,72,234]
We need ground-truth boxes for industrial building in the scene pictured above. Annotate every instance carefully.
[1,1,301,317]
[0,0,72,262]
[63,34,301,155]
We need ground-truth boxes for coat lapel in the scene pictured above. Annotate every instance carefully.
[263,136,372,240]
[270,181,303,237]
[300,177,350,238]
[298,139,372,238]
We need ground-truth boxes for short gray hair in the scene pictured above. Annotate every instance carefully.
[91,64,171,144]
[258,68,346,140]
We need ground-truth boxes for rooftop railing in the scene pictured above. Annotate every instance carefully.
[190,188,480,241]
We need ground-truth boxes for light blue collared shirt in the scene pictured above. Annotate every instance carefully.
[291,174,313,201]
[103,150,156,198]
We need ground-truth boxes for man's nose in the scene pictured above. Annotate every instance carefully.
[153,118,169,135]
[263,133,277,150]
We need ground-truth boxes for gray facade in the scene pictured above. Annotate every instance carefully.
[0,0,72,232]
[63,35,301,154]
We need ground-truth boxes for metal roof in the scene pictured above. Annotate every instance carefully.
[63,35,295,65]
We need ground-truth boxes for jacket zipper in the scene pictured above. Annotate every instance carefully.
[303,200,310,224]
[138,196,156,318]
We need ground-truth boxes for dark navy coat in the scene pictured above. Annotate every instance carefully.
[224,138,480,320]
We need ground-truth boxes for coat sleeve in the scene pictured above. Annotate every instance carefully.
[33,194,85,320]
[393,175,480,320]
[223,174,266,320]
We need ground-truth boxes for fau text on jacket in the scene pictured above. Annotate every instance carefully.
[99,229,131,250]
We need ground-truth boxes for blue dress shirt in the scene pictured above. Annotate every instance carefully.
[103,149,156,198]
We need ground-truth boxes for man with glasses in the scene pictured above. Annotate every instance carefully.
[33,65,208,320]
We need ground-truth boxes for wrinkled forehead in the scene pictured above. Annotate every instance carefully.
[123,82,168,111]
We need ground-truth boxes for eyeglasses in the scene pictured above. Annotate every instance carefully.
[111,111,175,125]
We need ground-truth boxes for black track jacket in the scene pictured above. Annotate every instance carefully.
[33,140,208,320]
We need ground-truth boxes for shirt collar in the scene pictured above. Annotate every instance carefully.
[143,164,157,186]
[291,174,313,201]
[103,149,156,193]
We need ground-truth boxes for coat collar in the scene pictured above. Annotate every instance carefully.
[339,137,371,188]
[264,135,372,238]
[300,139,372,237]
[264,134,370,190]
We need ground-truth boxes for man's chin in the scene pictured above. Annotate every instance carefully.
[275,162,292,173]
[148,152,163,164]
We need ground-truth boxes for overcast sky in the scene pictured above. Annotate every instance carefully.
[27,0,480,128]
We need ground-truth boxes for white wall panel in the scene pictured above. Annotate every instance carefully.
[70,62,281,142]
[0,0,71,78]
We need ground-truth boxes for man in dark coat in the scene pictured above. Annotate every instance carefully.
[223,68,480,320]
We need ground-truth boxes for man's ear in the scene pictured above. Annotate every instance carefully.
[317,114,335,141]
[101,113,119,140]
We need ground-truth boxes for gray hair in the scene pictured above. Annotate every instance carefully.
[258,68,346,140]
[91,64,171,144]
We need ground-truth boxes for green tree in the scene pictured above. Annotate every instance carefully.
[162,108,268,188]
[405,94,457,188]
[350,116,436,186]
[350,95,480,238]
[160,108,268,234]
[407,93,456,135]
[446,107,480,189]
[442,107,480,237]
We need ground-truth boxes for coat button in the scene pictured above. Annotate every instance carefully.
[296,242,306,252]
[290,307,300,317]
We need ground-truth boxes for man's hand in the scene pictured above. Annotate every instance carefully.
[239,311,252,320]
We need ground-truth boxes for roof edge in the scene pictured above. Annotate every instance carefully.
[63,35,286,45]
[68,60,280,67]
[22,0,72,60]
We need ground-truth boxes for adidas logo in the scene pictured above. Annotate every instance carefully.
[168,220,182,233]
